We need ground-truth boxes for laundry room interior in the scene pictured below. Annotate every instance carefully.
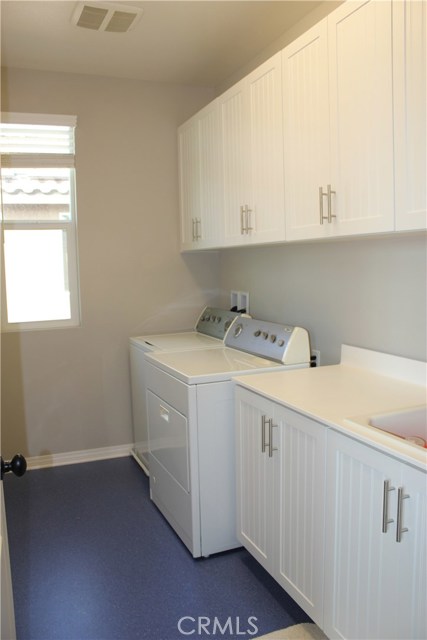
[1,0,425,465]
[1,1,426,640]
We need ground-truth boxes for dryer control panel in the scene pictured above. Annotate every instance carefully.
[224,317,311,365]
[195,307,242,340]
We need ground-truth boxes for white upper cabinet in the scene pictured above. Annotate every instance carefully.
[178,100,223,250]
[178,116,199,249]
[393,0,427,231]
[282,20,330,239]
[220,52,286,246]
[178,0,426,251]
[283,0,395,240]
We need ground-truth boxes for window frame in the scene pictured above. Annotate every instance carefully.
[1,113,81,332]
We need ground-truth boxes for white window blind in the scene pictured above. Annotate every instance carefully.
[0,113,76,168]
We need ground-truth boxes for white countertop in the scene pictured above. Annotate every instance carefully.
[233,352,427,471]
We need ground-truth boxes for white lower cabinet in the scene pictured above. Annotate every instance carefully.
[324,430,427,640]
[235,387,326,627]
[236,386,427,639]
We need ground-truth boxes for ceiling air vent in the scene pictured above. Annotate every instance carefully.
[72,2,143,33]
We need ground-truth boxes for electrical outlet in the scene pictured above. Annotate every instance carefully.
[239,292,249,313]
[230,291,250,313]
[311,349,320,367]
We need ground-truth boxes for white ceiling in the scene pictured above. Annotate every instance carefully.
[1,1,323,87]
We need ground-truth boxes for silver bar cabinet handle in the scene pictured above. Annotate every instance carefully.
[261,415,268,453]
[191,218,195,241]
[195,218,201,240]
[319,187,328,224]
[327,184,336,223]
[240,206,246,234]
[396,487,409,542]
[382,480,395,533]
[268,420,277,458]
[246,206,253,233]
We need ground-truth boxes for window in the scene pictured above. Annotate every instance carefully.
[1,113,81,331]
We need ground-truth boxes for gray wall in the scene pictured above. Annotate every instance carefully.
[1,67,220,459]
[218,233,427,366]
[216,1,343,94]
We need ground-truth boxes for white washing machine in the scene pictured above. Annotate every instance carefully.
[129,307,243,472]
[145,316,311,558]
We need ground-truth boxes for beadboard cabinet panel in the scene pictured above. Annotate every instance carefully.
[221,52,285,247]
[220,83,248,246]
[284,0,394,241]
[198,102,224,246]
[393,0,427,231]
[283,20,330,239]
[324,430,427,640]
[274,406,326,627]
[236,387,326,627]
[236,390,276,572]
[178,100,223,250]
[245,53,285,245]
[178,119,200,249]
[328,0,394,235]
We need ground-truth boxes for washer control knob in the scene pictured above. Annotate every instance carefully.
[270,335,277,343]
[234,323,243,338]
[262,331,269,340]
[216,316,221,323]
[278,339,285,347]
[254,330,261,337]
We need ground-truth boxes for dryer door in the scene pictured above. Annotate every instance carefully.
[147,390,190,492]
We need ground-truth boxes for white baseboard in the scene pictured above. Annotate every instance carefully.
[27,444,132,470]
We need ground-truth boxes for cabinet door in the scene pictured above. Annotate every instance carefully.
[282,20,331,240]
[196,101,223,248]
[393,0,427,231]
[328,0,394,235]
[220,81,249,246]
[178,117,200,250]
[325,430,404,640]
[246,52,285,244]
[178,102,223,251]
[394,463,427,640]
[235,387,276,573]
[274,407,326,627]
[221,53,285,247]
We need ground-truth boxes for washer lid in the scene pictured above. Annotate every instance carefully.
[129,307,243,351]
[130,331,223,352]
[144,347,286,384]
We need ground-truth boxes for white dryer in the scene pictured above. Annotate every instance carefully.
[129,307,243,472]
[145,316,311,558]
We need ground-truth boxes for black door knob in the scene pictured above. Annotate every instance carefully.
[1,454,27,480]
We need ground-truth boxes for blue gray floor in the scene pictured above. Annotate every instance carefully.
[4,457,311,640]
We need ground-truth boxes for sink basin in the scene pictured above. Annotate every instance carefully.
[369,406,427,445]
